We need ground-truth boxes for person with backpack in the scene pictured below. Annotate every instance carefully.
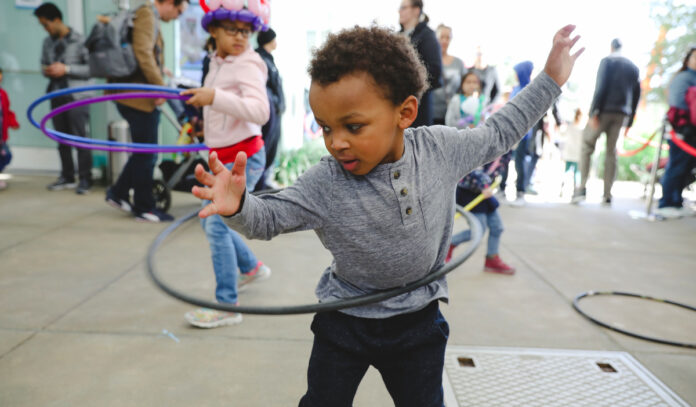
[34,2,93,195]
[104,0,189,223]
[656,46,696,219]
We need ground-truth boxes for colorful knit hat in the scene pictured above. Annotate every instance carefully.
[200,0,271,33]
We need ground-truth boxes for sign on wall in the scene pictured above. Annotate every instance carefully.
[15,0,42,9]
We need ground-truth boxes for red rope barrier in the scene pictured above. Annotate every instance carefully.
[670,130,696,157]
[617,130,659,157]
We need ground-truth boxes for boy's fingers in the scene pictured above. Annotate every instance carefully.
[208,151,226,175]
[572,47,586,61]
[180,89,193,95]
[198,202,218,219]
[194,163,215,186]
[192,185,214,201]
[231,152,248,177]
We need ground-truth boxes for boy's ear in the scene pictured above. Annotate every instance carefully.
[397,95,419,129]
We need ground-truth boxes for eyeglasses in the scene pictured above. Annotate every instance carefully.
[221,26,252,38]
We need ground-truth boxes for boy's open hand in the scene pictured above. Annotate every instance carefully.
[544,24,584,87]
[181,87,215,107]
[192,151,248,218]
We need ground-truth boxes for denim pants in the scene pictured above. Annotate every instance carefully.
[659,136,696,208]
[514,136,530,193]
[299,301,449,407]
[111,104,160,213]
[50,98,92,182]
[451,210,504,257]
[201,147,265,304]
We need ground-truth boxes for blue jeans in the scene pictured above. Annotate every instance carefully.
[111,104,160,213]
[659,136,696,209]
[451,210,503,257]
[514,136,530,193]
[299,301,448,407]
[201,147,266,304]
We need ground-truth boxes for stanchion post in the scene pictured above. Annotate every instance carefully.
[644,120,667,217]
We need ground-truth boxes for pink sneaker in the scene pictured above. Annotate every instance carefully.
[484,255,515,275]
[239,262,271,288]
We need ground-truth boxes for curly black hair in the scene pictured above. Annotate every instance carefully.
[309,26,428,106]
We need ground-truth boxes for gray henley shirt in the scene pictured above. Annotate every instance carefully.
[225,72,561,318]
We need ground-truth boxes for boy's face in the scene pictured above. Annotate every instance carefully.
[309,72,416,176]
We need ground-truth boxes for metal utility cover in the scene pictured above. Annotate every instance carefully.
[443,347,688,407]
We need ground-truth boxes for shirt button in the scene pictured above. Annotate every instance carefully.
[406,207,413,215]
[400,188,408,196]
[394,171,401,179]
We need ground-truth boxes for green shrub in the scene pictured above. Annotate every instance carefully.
[273,138,327,186]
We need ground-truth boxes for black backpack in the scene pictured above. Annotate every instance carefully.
[84,6,159,79]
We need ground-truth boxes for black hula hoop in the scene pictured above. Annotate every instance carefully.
[573,291,696,349]
[146,198,482,315]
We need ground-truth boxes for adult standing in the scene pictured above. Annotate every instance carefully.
[470,46,501,106]
[255,28,285,191]
[398,0,442,127]
[432,24,466,125]
[34,3,93,195]
[105,0,189,222]
[572,38,641,205]
[656,46,696,218]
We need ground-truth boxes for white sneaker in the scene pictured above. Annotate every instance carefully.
[509,196,525,207]
[184,308,242,328]
[678,206,696,217]
[654,207,683,219]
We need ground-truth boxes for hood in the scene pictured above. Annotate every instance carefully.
[514,61,534,89]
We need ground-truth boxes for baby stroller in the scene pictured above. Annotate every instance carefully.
[153,79,209,213]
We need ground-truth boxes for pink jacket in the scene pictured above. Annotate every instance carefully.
[203,47,269,148]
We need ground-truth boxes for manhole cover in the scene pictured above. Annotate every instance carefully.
[443,347,688,407]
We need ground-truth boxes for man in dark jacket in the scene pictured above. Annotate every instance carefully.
[573,38,641,205]
[255,28,285,191]
[398,0,442,127]
[35,2,93,194]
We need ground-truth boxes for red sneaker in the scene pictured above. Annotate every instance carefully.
[445,244,456,263]
[484,255,515,275]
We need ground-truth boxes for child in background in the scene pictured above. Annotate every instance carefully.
[560,107,583,196]
[180,3,271,328]
[0,67,20,190]
[193,25,580,405]
[445,71,488,129]
[446,154,515,274]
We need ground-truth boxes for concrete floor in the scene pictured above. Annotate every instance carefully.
[0,173,694,406]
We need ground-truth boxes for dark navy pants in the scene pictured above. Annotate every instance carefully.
[299,301,449,407]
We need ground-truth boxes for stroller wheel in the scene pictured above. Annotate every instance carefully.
[153,180,171,213]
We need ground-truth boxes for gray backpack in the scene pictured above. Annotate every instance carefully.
[84,6,159,79]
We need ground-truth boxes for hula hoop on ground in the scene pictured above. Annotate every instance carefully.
[147,202,483,315]
[573,291,696,349]
[27,84,208,153]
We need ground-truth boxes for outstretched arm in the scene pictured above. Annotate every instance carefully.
[192,151,248,218]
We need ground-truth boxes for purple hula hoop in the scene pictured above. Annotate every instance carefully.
[41,93,208,153]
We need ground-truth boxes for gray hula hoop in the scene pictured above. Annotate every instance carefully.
[146,191,483,315]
